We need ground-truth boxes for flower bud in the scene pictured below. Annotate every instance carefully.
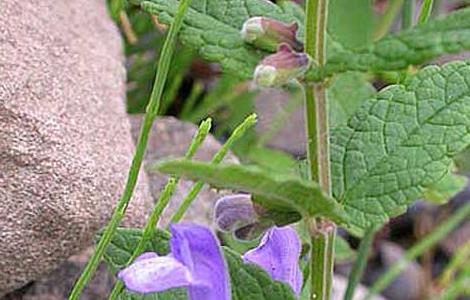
[241,17,303,52]
[254,44,312,87]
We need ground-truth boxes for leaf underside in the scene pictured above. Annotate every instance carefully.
[331,61,470,234]
[152,160,347,224]
[102,228,297,300]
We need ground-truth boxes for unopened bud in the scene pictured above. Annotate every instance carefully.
[254,44,312,87]
[241,17,303,52]
[214,194,258,233]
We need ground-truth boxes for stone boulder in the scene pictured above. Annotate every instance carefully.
[0,0,151,295]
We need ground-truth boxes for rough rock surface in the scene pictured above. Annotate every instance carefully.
[129,115,239,226]
[0,0,152,295]
[3,116,240,299]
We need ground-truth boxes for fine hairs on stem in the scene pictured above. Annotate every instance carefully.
[68,0,193,299]
[304,0,334,299]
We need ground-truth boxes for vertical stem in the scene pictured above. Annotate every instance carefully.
[343,226,376,300]
[304,0,332,299]
[68,0,192,299]
[417,0,434,25]
[402,0,414,29]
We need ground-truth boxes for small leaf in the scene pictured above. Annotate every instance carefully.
[331,61,470,234]
[423,172,467,204]
[102,228,297,300]
[152,160,348,224]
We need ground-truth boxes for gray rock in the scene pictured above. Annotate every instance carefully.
[333,275,387,300]
[129,115,239,226]
[0,0,152,295]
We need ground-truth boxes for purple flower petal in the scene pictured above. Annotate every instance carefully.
[118,253,192,294]
[242,226,302,295]
[214,194,258,232]
[170,223,231,300]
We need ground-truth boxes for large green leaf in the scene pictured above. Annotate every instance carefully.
[152,160,348,223]
[134,0,302,80]
[328,72,376,127]
[307,7,470,81]
[134,0,470,82]
[102,228,297,300]
[331,61,470,234]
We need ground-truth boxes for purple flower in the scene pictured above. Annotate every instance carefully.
[243,226,303,295]
[254,44,312,87]
[241,17,303,52]
[118,223,230,300]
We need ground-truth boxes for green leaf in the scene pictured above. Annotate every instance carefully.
[100,228,187,300]
[307,8,470,81]
[328,72,376,127]
[152,160,348,224]
[224,247,297,300]
[103,228,297,300]
[423,172,467,204]
[331,61,470,234]
[135,0,302,80]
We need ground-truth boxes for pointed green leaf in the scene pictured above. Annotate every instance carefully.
[152,160,347,223]
[102,228,297,300]
[331,61,470,234]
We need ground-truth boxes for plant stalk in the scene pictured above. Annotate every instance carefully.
[304,0,333,299]
[417,0,435,25]
[373,0,404,40]
[402,0,414,29]
[68,0,192,298]
[343,226,376,300]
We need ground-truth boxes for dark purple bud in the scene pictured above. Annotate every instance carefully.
[254,44,312,87]
[241,17,303,52]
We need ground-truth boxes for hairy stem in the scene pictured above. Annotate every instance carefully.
[304,0,332,299]
[67,1,192,298]
[169,113,257,223]
[107,119,211,299]
[365,199,470,299]
[343,226,376,300]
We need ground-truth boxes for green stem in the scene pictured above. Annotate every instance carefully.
[305,0,333,299]
[365,199,470,299]
[67,1,192,298]
[343,226,376,300]
[107,119,211,299]
[417,0,434,25]
[434,262,470,300]
[373,0,404,40]
[402,0,414,29]
[169,113,257,223]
